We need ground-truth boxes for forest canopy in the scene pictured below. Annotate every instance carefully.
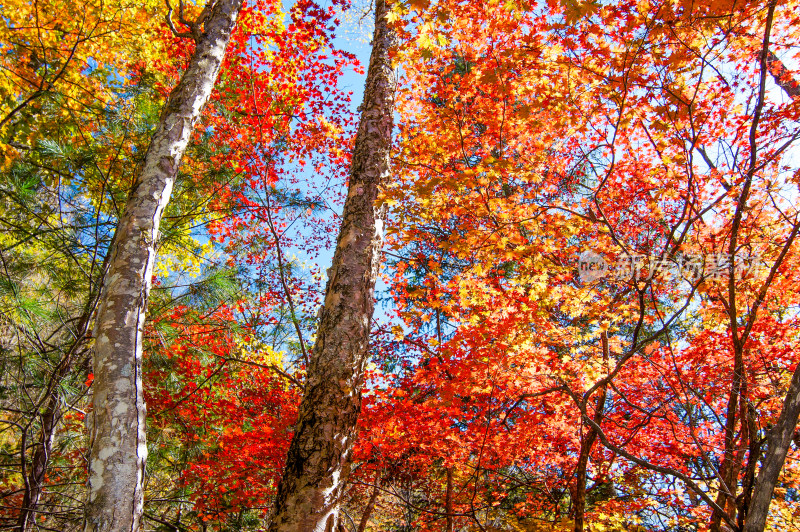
[1,0,800,530]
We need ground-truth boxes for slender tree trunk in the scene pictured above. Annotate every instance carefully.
[711,345,747,531]
[741,24,800,532]
[737,403,761,530]
[743,363,800,532]
[84,1,243,530]
[17,394,59,532]
[445,466,454,532]
[18,255,108,531]
[574,332,609,532]
[740,7,799,530]
[356,478,381,532]
[267,2,396,530]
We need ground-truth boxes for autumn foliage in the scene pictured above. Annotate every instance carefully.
[2,0,800,530]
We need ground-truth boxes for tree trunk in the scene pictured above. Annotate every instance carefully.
[266,2,396,530]
[445,466,454,532]
[741,25,800,532]
[17,394,59,532]
[19,254,108,531]
[574,331,609,532]
[737,403,761,530]
[710,349,745,532]
[741,10,799,531]
[743,362,800,532]
[356,478,381,532]
[84,1,243,530]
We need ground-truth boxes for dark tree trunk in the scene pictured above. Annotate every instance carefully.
[445,466,454,532]
[17,394,59,532]
[18,296,101,531]
[356,478,381,532]
[742,15,800,529]
[574,331,609,532]
[267,2,396,530]
[744,363,800,532]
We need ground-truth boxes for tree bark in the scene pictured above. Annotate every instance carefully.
[742,27,800,532]
[573,331,609,532]
[743,363,800,532]
[266,2,396,530]
[737,403,761,530]
[710,348,746,532]
[356,478,381,532]
[84,1,243,530]
[445,466,454,532]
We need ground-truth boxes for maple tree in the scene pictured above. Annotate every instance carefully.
[2,0,800,530]
[1,0,355,528]
[371,0,800,530]
[142,305,300,529]
[266,0,396,528]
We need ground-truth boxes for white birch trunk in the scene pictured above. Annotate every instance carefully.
[267,2,396,530]
[84,1,243,530]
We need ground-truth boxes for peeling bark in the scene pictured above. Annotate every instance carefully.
[267,2,396,530]
[84,1,243,530]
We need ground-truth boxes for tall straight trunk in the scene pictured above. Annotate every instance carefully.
[84,1,243,530]
[267,2,396,530]
[742,28,800,532]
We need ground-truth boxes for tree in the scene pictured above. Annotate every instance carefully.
[1,22,168,526]
[378,0,800,529]
[4,0,800,528]
[267,0,396,529]
[1,0,356,527]
[85,0,244,529]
